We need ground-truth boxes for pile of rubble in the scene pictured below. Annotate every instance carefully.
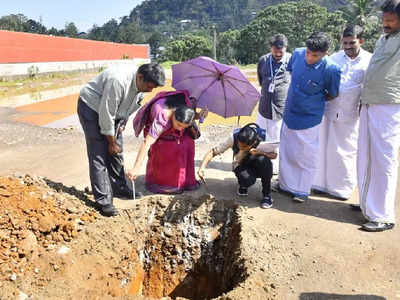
[0,175,97,281]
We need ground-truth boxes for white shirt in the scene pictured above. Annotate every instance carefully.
[325,48,372,121]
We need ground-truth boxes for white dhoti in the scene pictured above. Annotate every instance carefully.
[313,90,360,199]
[256,112,282,174]
[357,104,400,224]
[279,122,320,196]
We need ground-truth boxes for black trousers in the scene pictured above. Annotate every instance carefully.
[77,99,129,206]
[234,155,273,196]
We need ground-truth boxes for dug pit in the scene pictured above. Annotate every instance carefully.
[0,175,248,299]
[123,194,247,299]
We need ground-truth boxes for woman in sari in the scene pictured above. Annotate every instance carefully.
[128,90,207,194]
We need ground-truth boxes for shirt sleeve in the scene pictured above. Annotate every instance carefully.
[98,79,124,136]
[324,64,342,98]
[213,136,234,155]
[147,102,170,139]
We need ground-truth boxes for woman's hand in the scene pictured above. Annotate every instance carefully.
[199,107,208,120]
[197,168,206,181]
[126,167,139,181]
[249,148,261,156]
[249,148,277,159]
[195,107,208,122]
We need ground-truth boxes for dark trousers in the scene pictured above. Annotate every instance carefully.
[234,155,273,196]
[77,99,128,206]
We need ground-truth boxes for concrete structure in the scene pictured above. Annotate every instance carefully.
[0,30,150,77]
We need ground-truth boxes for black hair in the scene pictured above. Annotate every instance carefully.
[269,34,288,48]
[381,0,400,17]
[165,93,187,109]
[306,32,330,52]
[137,63,165,86]
[174,106,195,124]
[237,123,260,146]
[343,24,364,39]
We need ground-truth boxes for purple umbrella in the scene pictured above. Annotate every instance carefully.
[172,56,260,118]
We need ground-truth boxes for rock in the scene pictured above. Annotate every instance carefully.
[18,291,29,300]
[18,231,38,260]
[10,273,17,281]
[57,245,70,255]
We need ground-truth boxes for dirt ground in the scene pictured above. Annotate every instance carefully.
[0,71,399,300]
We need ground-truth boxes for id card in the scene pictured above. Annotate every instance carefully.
[268,82,275,93]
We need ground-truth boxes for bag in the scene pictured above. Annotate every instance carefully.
[187,122,201,140]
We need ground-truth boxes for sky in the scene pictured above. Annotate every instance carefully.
[1,0,144,32]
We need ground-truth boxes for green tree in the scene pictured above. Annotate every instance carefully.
[117,22,145,43]
[0,14,27,31]
[161,34,212,61]
[340,0,378,25]
[148,31,164,58]
[216,29,240,64]
[23,19,46,34]
[236,0,346,64]
[64,22,78,37]
[339,0,381,52]
[47,27,60,36]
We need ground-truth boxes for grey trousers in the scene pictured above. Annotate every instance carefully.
[77,99,129,206]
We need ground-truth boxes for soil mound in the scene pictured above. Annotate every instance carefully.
[0,175,97,282]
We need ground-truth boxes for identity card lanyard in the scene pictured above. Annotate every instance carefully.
[268,55,285,93]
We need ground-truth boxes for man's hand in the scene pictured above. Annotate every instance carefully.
[106,135,121,155]
[108,142,121,156]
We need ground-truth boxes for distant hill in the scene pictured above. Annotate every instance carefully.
[127,0,348,32]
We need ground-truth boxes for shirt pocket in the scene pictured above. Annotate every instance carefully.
[301,79,323,96]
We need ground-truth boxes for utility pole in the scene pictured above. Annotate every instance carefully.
[212,25,217,60]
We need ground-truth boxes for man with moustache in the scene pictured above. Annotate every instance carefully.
[313,25,371,200]
[78,63,165,217]
[277,32,341,203]
[256,34,291,174]
[354,0,400,232]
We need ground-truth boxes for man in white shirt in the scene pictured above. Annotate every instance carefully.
[313,25,371,200]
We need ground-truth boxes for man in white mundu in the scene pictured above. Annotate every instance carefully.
[313,25,371,200]
[355,0,400,232]
[278,32,341,203]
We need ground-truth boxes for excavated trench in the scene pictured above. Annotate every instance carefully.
[123,194,247,300]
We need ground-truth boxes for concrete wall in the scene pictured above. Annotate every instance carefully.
[0,30,150,77]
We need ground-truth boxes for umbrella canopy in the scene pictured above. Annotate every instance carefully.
[172,56,260,118]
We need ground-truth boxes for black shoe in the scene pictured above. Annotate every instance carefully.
[361,221,394,232]
[261,195,273,209]
[100,204,119,217]
[237,186,248,196]
[350,204,361,211]
[311,189,328,195]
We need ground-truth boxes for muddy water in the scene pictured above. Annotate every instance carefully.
[8,76,259,129]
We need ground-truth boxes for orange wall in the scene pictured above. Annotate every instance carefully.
[0,30,149,63]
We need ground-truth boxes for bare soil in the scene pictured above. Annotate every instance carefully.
[0,72,399,300]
